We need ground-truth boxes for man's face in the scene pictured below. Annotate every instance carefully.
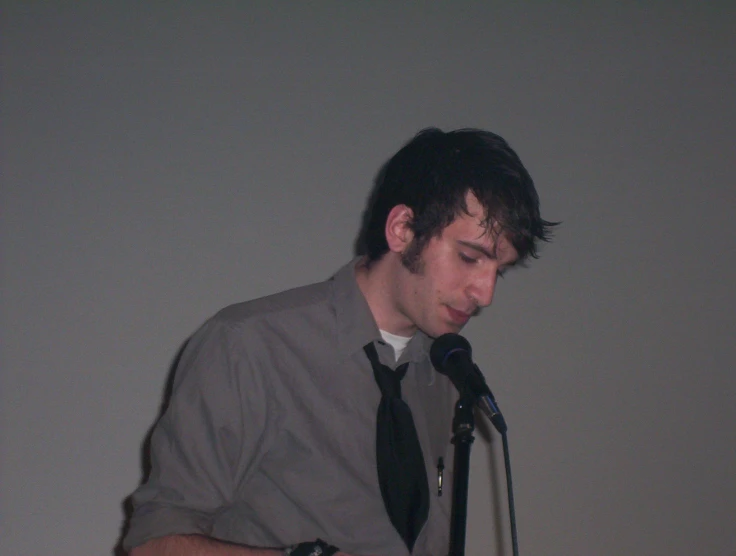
[392,193,519,338]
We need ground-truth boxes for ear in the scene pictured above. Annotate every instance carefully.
[384,204,415,254]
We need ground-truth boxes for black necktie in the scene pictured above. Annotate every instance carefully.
[364,342,429,552]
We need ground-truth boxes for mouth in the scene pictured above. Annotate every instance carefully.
[446,306,472,326]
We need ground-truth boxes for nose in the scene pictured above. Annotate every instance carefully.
[467,269,497,308]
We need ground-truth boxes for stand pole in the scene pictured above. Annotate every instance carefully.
[448,393,475,556]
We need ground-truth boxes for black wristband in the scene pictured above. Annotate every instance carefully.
[285,538,339,556]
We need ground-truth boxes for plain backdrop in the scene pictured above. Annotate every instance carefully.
[2,3,734,555]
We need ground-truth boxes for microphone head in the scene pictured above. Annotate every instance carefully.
[430,333,472,372]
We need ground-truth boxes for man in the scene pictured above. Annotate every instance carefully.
[124,128,553,556]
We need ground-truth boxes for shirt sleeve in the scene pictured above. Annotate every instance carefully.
[123,315,269,551]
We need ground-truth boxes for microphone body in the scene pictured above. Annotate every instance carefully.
[430,334,508,434]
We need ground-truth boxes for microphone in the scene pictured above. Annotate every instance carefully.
[430,333,508,434]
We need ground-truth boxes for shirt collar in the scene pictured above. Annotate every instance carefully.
[331,257,432,364]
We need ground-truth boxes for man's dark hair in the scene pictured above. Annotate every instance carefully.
[356,127,556,264]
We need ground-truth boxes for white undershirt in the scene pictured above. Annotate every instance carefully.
[379,329,413,362]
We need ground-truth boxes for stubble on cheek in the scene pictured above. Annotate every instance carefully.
[400,239,426,275]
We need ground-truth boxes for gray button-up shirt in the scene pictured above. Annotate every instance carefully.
[124,259,457,556]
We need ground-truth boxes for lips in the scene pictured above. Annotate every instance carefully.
[446,306,472,326]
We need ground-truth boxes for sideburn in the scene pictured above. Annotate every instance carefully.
[400,238,426,275]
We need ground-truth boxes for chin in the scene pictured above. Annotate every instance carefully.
[426,323,463,339]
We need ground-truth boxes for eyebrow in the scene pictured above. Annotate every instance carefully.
[457,240,519,267]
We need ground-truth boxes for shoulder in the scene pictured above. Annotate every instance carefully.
[174,278,337,392]
[213,278,334,328]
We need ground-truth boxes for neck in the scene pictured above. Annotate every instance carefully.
[355,254,416,337]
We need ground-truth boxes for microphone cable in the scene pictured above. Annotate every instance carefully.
[501,431,519,556]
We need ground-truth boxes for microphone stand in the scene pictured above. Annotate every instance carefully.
[448,390,476,556]
[448,390,520,556]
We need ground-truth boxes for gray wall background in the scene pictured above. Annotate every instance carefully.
[2,3,734,555]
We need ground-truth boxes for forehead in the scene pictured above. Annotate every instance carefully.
[447,192,518,262]
[461,191,486,222]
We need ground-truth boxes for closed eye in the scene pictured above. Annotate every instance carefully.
[459,252,478,264]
